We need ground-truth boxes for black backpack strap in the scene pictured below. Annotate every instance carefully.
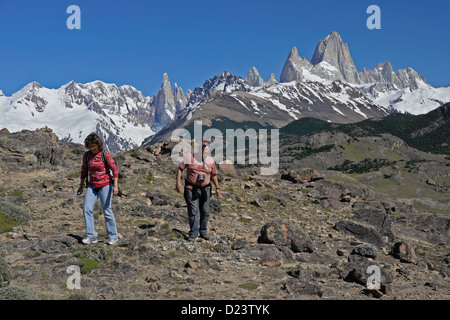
[84,150,91,166]
[102,151,112,177]
[83,151,91,187]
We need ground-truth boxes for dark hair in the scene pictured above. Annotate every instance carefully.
[84,133,104,151]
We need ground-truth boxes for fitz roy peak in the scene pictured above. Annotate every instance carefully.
[310,31,361,84]
[278,31,450,115]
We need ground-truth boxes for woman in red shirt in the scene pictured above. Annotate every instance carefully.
[77,133,119,245]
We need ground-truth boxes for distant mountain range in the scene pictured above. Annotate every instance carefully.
[1,31,449,152]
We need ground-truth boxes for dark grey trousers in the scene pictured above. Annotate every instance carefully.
[184,186,211,238]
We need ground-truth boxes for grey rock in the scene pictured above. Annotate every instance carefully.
[335,220,387,248]
[283,278,323,297]
[311,31,360,84]
[280,47,313,82]
[245,67,264,87]
[258,220,314,253]
[264,73,278,87]
[351,243,379,259]
[152,73,177,132]
[390,241,417,264]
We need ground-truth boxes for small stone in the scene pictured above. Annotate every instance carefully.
[352,243,378,259]
[363,288,383,298]
[337,249,350,257]
[185,260,200,269]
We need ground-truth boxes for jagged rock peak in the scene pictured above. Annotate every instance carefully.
[173,83,187,112]
[280,46,312,83]
[311,31,360,84]
[265,73,278,87]
[151,73,177,132]
[245,67,264,87]
[359,61,401,88]
[396,67,428,90]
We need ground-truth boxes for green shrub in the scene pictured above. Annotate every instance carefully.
[0,258,11,288]
[80,258,99,274]
[0,286,39,300]
[0,201,32,233]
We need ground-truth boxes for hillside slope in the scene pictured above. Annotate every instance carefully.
[0,128,448,301]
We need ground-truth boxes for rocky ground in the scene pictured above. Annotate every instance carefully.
[0,128,449,301]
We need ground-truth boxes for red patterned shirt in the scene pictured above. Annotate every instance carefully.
[80,151,119,188]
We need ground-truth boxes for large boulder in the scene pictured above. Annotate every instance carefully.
[281,168,325,184]
[258,220,315,253]
[334,200,395,248]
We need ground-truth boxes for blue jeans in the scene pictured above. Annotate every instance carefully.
[83,184,118,240]
[184,186,211,238]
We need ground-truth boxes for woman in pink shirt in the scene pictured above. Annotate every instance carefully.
[77,133,119,245]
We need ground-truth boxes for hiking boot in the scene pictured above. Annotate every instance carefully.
[82,237,98,244]
[200,233,210,240]
[107,238,118,246]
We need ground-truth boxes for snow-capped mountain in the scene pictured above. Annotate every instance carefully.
[0,74,189,152]
[146,69,391,144]
[0,80,154,152]
[1,31,449,151]
[147,31,450,143]
[280,31,450,114]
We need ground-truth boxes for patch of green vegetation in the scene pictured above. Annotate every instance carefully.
[280,103,450,155]
[12,190,23,197]
[328,158,394,174]
[0,286,39,300]
[0,212,16,233]
[0,201,32,233]
[285,144,336,160]
[80,258,99,274]
[138,174,155,185]
[260,193,287,207]
[0,258,11,288]
[130,151,138,158]
[280,117,334,137]
[239,283,258,290]
[413,201,450,215]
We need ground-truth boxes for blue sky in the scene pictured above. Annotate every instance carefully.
[0,0,449,97]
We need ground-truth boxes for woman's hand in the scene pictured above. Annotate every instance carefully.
[77,185,84,195]
[113,186,119,195]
